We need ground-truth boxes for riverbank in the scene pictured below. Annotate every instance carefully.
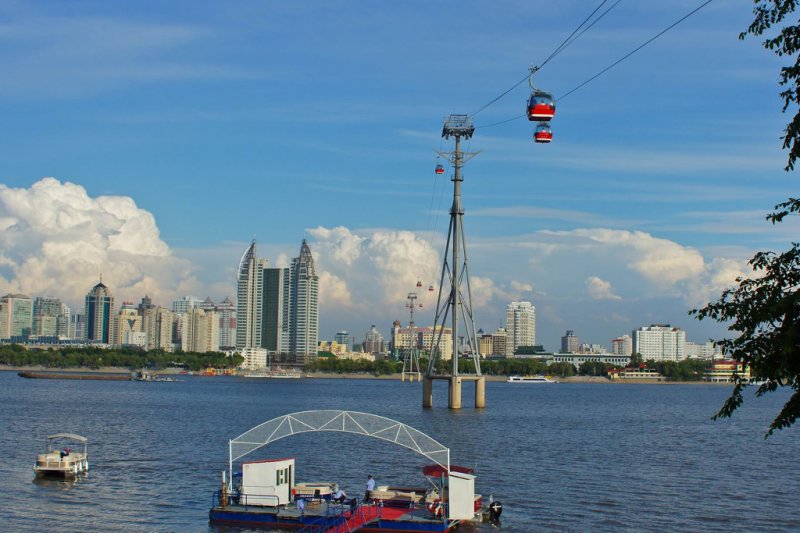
[1,366,730,385]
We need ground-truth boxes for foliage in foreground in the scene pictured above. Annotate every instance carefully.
[693,1,800,435]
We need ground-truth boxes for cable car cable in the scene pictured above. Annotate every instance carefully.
[558,0,715,102]
[542,0,623,66]
[537,0,611,70]
[474,0,715,131]
[467,0,613,119]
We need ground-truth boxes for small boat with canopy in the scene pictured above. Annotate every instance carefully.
[33,433,89,478]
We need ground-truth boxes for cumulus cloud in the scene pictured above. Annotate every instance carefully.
[585,276,622,300]
[308,226,441,320]
[537,228,745,302]
[0,178,197,307]
[510,280,534,292]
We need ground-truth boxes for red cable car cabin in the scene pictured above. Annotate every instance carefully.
[534,122,553,144]
[435,164,444,175]
[527,91,555,121]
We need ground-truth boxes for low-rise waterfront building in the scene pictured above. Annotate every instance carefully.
[550,352,631,370]
[703,360,750,383]
[608,367,666,381]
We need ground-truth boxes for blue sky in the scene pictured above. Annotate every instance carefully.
[0,1,796,351]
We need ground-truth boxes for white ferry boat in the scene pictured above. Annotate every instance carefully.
[506,375,557,384]
[243,368,303,379]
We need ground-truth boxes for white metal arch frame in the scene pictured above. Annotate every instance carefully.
[228,410,450,481]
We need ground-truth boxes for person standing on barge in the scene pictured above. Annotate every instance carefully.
[365,474,375,502]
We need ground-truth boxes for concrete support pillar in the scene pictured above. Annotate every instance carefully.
[475,377,486,408]
[422,377,433,408]
[449,376,462,409]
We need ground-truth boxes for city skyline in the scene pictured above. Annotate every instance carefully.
[0,2,795,350]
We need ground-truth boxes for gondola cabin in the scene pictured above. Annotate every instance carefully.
[527,91,555,121]
[435,164,445,175]
[534,122,553,144]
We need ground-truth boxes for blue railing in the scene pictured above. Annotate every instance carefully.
[296,500,382,533]
[296,501,347,533]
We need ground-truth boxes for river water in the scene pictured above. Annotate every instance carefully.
[2,371,798,532]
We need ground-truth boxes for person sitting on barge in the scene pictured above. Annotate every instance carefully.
[332,487,347,503]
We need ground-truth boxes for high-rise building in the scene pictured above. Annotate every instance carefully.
[115,302,142,346]
[289,239,319,365]
[32,297,69,338]
[395,325,453,360]
[479,333,494,357]
[611,334,633,356]
[492,327,507,356]
[137,295,154,316]
[143,306,173,352]
[181,307,219,353]
[215,296,236,350]
[506,301,536,357]
[334,331,352,351]
[172,296,201,315]
[236,240,267,351]
[0,293,33,339]
[235,238,319,364]
[561,330,580,353]
[263,267,290,353]
[364,325,384,353]
[685,341,721,360]
[70,313,86,340]
[633,325,686,362]
[84,281,114,344]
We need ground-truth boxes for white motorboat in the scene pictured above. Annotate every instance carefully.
[506,375,557,384]
[33,433,89,478]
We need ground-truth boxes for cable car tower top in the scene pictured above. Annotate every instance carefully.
[423,114,485,409]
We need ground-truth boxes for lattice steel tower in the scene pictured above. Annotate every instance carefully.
[401,292,423,382]
[423,114,485,409]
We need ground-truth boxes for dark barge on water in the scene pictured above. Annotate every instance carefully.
[209,410,502,532]
[18,371,131,381]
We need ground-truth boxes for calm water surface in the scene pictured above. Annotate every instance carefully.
[2,371,798,532]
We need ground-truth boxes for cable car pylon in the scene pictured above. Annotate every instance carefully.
[401,292,423,383]
[423,114,485,410]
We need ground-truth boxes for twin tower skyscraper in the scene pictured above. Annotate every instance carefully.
[236,239,319,365]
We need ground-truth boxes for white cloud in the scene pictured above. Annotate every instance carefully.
[510,280,533,292]
[317,271,353,309]
[546,228,708,291]
[585,276,622,301]
[0,177,197,307]
[308,226,441,322]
